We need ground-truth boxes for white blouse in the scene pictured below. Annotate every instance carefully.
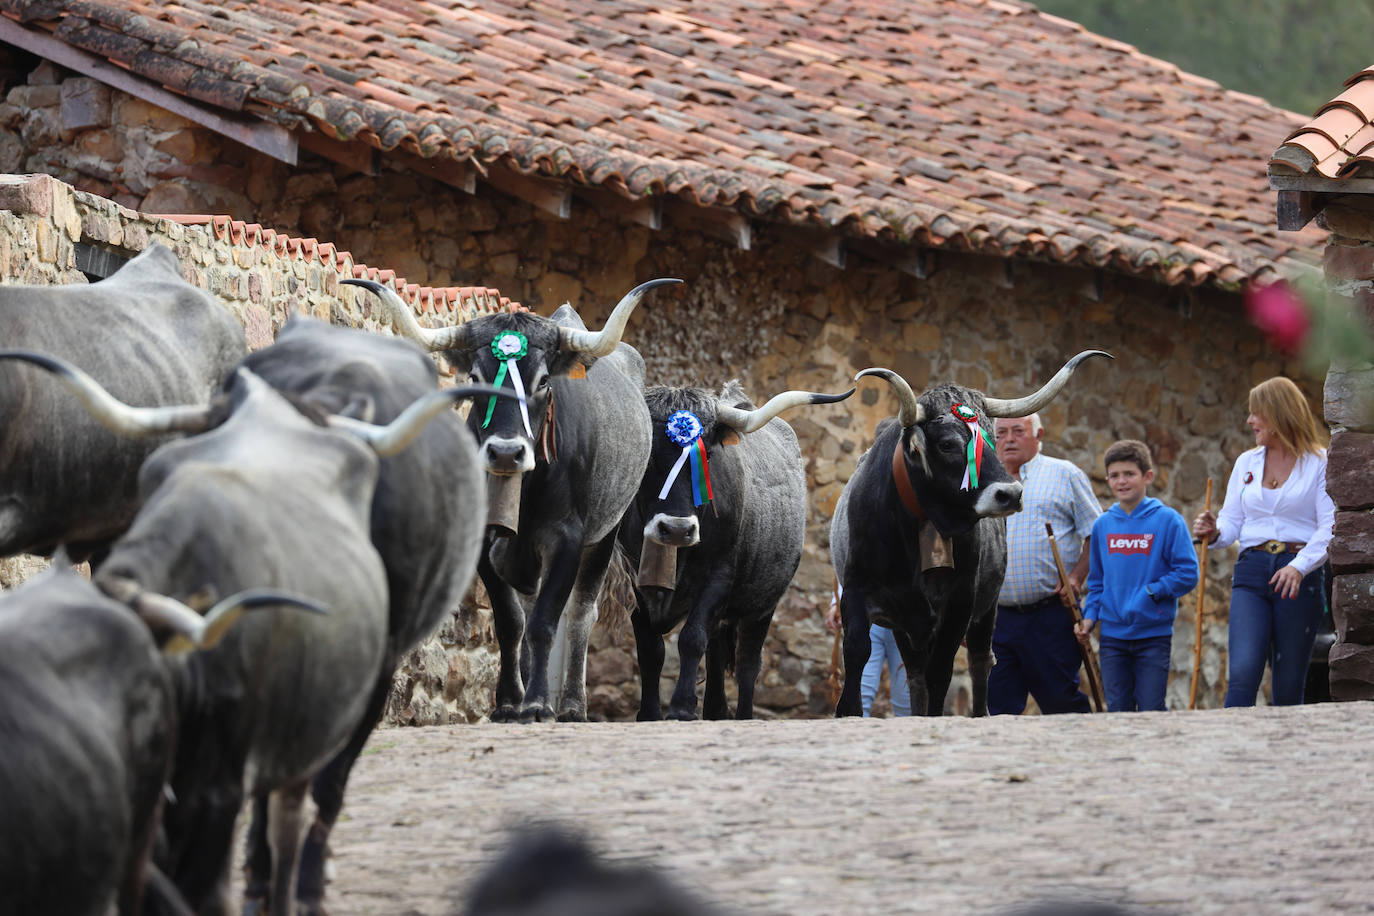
[1210,446,1335,576]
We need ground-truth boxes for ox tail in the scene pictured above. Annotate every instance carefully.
[717,620,738,674]
[597,540,637,642]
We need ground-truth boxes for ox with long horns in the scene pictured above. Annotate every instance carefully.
[0,562,319,916]
[350,277,680,722]
[0,349,511,916]
[832,351,1111,717]
[0,243,246,560]
[613,380,854,720]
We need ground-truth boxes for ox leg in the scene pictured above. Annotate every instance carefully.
[733,613,774,720]
[836,589,871,717]
[554,535,617,722]
[268,780,311,916]
[668,582,728,720]
[963,606,997,718]
[892,627,935,717]
[923,611,971,718]
[242,796,271,914]
[521,541,583,723]
[702,626,731,720]
[482,552,527,723]
[292,646,398,912]
[631,606,666,721]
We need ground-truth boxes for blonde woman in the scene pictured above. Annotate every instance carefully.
[1193,377,1334,706]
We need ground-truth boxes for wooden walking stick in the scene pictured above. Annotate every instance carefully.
[1189,477,1213,710]
[1046,523,1107,712]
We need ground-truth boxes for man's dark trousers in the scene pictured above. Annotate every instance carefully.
[988,597,1092,715]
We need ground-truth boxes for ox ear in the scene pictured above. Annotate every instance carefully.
[443,346,478,377]
[545,350,590,379]
[905,425,927,457]
[720,429,741,446]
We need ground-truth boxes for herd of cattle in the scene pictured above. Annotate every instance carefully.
[0,244,1106,915]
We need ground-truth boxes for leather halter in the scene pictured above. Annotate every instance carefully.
[890,439,926,521]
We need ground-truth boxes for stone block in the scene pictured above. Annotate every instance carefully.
[60,78,111,133]
[1330,510,1374,573]
[1328,641,1374,701]
[1320,197,1374,242]
[1328,431,1374,508]
[0,173,52,216]
[1323,242,1374,280]
[1325,365,1374,432]
[1332,573,1374,644]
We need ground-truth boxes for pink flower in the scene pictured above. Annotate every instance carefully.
[1245,280,1310,355]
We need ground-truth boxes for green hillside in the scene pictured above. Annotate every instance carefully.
[1035,0,1372,116]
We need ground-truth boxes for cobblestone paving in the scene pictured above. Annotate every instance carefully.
[258,704,1374,915]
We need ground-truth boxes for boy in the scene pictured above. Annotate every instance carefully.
[1077,440,1198,712]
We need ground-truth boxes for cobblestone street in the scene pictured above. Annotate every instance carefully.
[270,703,1373,915]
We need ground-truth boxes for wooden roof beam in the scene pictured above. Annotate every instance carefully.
[486,167,570,218]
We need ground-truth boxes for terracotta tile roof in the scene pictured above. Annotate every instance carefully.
[1271,65,1374,181]
[158,213,525,317]
[2,0,1326,289]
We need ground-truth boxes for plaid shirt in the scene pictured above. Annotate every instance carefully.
[999,452,1102,606]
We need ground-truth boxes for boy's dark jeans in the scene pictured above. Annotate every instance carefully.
[1098,633,1171,711]
[1226,548,1325,707]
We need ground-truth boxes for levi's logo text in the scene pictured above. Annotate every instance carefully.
[1107,534,1154,555]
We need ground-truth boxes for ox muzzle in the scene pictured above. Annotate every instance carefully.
[636,513,699,594]
[481,436,535,538]
[974,481,1023,518]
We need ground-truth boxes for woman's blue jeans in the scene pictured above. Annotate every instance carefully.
[861,624,910,717]
[1225,548,1326,707]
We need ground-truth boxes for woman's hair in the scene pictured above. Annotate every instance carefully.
[1248,376,1325,456]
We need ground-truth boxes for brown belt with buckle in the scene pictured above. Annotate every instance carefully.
[1256,539,1306,554]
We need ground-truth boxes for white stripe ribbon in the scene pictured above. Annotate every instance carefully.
[657,444,693,500]
[506,358,532,438]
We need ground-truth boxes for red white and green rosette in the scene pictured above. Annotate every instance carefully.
[657,410,714,507]
[482,330,532,436]
[952,403,995,491]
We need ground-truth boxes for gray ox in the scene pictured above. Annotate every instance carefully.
[0,351,505,916]
[230,317,491,914]
[616,381,853,720]
[0,243,246,559]
[352,278,679,722]
[0,562,318,916]
[832,352,1110,717]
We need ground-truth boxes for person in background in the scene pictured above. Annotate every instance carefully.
[1192,376,1334,707]
[825,586,910,717]
[1077,440,1198,712]
[989,414,1101,715]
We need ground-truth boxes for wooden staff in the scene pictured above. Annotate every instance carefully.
[1046,523,1106,712]
[1189,478,1213,710]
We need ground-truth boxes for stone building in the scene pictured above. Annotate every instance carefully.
[0,1,1334,716]
[1269,65,1374,701]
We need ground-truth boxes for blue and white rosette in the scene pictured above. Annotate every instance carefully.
[658,410,713,506]
[482,330,532,437]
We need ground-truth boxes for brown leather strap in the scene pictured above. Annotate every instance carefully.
[891,439,925,521]
[540,392,557,463]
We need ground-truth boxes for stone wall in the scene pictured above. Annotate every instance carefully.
[1314,197,1374,700]
[0,55,1331,717]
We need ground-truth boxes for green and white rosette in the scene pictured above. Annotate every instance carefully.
[482,330,532,436]
[951,402,994,491]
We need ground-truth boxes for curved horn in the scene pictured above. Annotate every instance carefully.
[855,368,925,427]
[0,350,211,436]
[343,278,476,353]
[716,387,857,434]
[981,350,1114,418]
[99,575,327,653]
[559,278,682,358]
[328,384,519,457]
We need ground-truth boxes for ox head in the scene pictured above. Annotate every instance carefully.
[634,381,854,592]
[856,350,1112,534]
[0,350,515,458]
[344,277,681,478]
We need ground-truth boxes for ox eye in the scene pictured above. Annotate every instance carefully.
[467,371,482,384]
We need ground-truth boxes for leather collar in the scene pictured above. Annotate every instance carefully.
[891,439,926,521]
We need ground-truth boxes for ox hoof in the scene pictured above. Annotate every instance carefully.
[520,703,556,723]
[556,708,588,723]
[489,704,522,723]
[665,708,698,722]
[297,898,330,916]
[241,898,267,916]
[636,708,663,722]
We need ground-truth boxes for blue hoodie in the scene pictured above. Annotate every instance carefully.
[1082,497,1199,640]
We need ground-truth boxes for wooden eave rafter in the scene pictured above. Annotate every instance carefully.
[0,16,297,166]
